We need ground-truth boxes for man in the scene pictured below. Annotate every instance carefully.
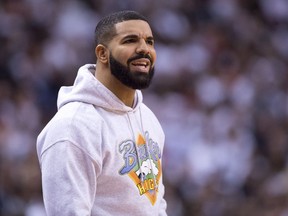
[36,10,167,215]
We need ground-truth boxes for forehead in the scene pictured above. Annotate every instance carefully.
[114,20,153,38]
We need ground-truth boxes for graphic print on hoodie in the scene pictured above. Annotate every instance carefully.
[119,131,162,205]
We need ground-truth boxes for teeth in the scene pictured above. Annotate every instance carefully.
[132,59,150,67]
[134,63,147,67]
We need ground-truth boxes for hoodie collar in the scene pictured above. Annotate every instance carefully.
[57,64,143,113]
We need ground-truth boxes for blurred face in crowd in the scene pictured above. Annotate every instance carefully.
[107,20,156,89]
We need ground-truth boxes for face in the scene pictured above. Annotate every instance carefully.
[107,20,156,89]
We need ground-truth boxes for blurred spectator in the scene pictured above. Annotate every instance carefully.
[0,0,287,215]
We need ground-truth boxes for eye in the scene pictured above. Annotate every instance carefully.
[123,38,137,44]
[146,39,155,46]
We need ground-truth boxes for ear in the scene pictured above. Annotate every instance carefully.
[95,44,109,64]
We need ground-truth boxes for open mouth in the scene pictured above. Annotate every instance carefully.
[130,58,151,72]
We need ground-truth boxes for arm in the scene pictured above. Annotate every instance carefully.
[159,200,168,216]
[40,141,98,216]
[158,177,168,216]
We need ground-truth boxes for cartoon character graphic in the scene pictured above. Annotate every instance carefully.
[136,159,159,181]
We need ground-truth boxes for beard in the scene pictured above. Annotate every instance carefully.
[109,53,155,89]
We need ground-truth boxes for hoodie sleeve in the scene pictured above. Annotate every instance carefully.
[159,201,168,216]
[158,164,168,216]
[158,189,168,216]
[37,103,103,215]
[41,140,98,216]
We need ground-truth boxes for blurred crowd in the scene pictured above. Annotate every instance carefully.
[0,0,287,215]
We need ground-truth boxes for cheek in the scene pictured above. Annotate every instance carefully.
[114,50,132,65]
[110,52,128,65]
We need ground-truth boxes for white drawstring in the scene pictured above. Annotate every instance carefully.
[127,112,144,182]
[139,108,158,191]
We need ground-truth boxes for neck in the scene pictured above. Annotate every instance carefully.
[118,89,135,107]
[95,64,136,107]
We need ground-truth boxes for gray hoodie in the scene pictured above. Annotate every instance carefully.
[36,64,167,216]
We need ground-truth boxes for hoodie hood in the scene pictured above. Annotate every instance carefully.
[57,64,143,113]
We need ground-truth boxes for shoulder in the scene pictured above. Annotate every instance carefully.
[37,102,104,157]
[140,103,157,119]
[140,103,162,126]
[51,102,104,135]
[140,103,165,140]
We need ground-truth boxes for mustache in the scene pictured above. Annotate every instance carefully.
[127,53,152,65]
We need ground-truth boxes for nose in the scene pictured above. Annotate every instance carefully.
[136,39,150,54]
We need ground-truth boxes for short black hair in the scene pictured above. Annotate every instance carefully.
[94,10,148,46]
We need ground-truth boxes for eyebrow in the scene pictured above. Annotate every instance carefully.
[121,34,154,41]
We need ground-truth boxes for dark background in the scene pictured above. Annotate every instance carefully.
[0,0,287,215]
